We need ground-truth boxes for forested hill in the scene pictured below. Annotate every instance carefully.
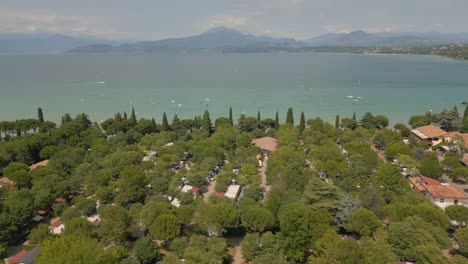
[0,106,467,263]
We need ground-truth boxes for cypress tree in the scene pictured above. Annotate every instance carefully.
[229,107,233,126]
[37,107,44,123]
[115,113,123,122]
[172,114,182,133]
[257,111,261,122]
[123,112,128,120]
[151,117,157,132]
[275,111,280,128]
[352,112,357,122]
[62,113,72,124]
[202,110,212,133]
[299,112,306,132]
[452,106,459,117]
[286,107,294,125]
[161,112,170,131]
[130,107,137,125]
[335,115,340,129]
[462,106,468,133]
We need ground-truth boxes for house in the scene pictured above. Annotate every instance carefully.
[29,159,49,170]
[191,187,201,197]
[443,132,468,152]
[181,185,194,193]
[170,198,181,208]
[85,214,101,226]
[225,185,241,200]
[461,154,468,167]
[54,197,67,203]
[409,176,441,194]
[411,125,448,146]
[409,176,468,208]
[4,247,39,264]
[49,217,65,234]
[251,137,278,155]
[424,184,468,209]
[0,177,15,188]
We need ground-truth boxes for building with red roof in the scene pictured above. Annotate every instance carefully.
[409,176,468,208]
[49,217,65,234]
[4,247,39,264]
[411,125,447,146]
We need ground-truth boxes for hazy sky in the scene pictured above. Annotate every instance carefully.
[1,0,467,40]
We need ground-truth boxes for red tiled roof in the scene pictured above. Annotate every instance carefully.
[37,210,47,215]
[54,197,66,203]
[5,250,28,264]
[216,192,225,198]
[29,159,49,170]
[191,187,200,194]
[461,157,468,167]
[445,132,468,149]
[413,125,447,139]
[50,218,64,228]
[251,137,278,152]
[409,176,441,192]
[425,185,467,199]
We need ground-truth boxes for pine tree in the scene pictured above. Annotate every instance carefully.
[202,110,212,134]
[299,112,305,132]
[286,107,294,125]
[335,115,340,129]
[37,107,44,123]
[462,106,468,133]
[229,107,233,126]
[275,111,280,128]
[161,112,170,131]
[130,107,137,125]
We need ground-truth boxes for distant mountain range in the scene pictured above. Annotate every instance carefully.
[1,28,468,54]
[305,30,468,47]
[0,33,116,54]
[68,27,304,53]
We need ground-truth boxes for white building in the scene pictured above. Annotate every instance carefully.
[424,184,468,209]
[225,185,241,200]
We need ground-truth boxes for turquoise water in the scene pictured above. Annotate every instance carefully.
[0,52,467,124]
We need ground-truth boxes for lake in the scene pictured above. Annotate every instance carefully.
[0,52,467,125]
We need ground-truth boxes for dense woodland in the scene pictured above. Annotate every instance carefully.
[0,105,467,264]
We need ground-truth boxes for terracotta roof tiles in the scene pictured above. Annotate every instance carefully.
[413,125,447,139]
[425,185,467,199]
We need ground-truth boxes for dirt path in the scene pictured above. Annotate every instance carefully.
[371,144,387,163]
[226,237,244,264]
[259,159,271,205]
[204,176,216,202]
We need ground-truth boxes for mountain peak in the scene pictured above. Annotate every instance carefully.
[203,27,243,35]
[349,30,371,36]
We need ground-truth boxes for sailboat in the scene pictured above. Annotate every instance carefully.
[346,80,363,101]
